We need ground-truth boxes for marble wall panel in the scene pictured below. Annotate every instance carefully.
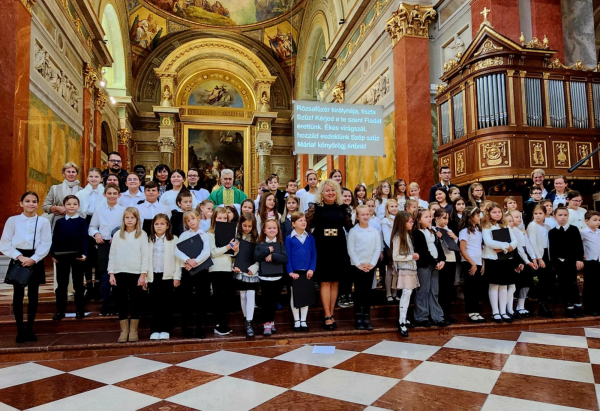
[561,0,597,66]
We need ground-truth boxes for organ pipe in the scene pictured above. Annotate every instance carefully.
[476,74,508,129]
[592,83,600,128]
[549,80,567,128]
[440,100,450,145]
[453,91,465,139]
[570,81,589,129]
[525,78,543,127]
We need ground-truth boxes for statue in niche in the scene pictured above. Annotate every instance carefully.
[34,45,50,78]
[260,91,270,112]
[161,85,172,107]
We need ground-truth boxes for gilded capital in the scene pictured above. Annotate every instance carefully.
[84,64,98,93]
[158,136,176,153]
[19,0,37,13]
[117,129,131,146]
[385,3,436,45]
[332,81,345,103]
[95,89,107,111]
[255,140,273,156]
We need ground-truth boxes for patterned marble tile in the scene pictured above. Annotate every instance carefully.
[512,342,590,363]
[403,361,501,394]
[177,350,269,376]
[0,363,63,390]
[334,353,422,379]
[253,390,365,411]
[230,359,326,389]
[503,355,594,383]
[427,347,510,370]
[70,356,171,384]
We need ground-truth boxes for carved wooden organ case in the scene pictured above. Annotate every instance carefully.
[435,24,600,186]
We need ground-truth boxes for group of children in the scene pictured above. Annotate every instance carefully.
[2,168,599,343]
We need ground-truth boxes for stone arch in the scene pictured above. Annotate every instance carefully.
[296,8,332,100]
[134,30,291,112]
[98,0,133,93]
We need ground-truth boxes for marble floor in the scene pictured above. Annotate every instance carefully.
[0,327,599,410]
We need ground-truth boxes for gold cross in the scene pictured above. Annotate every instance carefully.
[480,7,490,20]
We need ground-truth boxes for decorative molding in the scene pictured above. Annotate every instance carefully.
[95,89,107,111]
[118,129,132,146]
[385,3,436,45]
[552,141,571,168]
[479,7,493,30]
[19,0,36,14]
[478,140,511,169]
[473,57,503,71]
[255,140,273,156]
[158,136,176,153]
[548,58,596,71]
[84,63,98,93]
[33,42,80,112]
[56,0,93,50]
[332,81,345,103]
[529,140,548,168]
[454,150,466,176]
[356,71,390,105]
[575,142,594,169]
[435,83,449,96]
[473,39,503,57]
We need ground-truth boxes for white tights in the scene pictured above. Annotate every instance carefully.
[240,290,255,321]
[385,266,397,298]
[290,288,308,322]
[399,289,412,324]
[489,284,507,315]
[506,284,516,314]
[516,287,530,311]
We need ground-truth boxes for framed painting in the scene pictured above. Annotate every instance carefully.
[183,124,251,194]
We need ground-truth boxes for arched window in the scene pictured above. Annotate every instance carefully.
[101,4,126,90]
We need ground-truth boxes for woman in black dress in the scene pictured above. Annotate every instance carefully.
[306,179,353,330]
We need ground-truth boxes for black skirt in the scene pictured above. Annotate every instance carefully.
[10,249,46,285]
[485,257,517,285]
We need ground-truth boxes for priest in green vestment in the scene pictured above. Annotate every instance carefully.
[207,168,247,206]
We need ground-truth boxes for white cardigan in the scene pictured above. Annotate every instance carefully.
[207,232,236,272]
[76,183,106,216]
[482,224,518,260]
[107,230,149,274]
[526,221,550,259]
[147,236,182,282]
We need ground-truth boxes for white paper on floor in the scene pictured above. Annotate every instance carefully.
[64,312,91,317]
[312,346,335,354]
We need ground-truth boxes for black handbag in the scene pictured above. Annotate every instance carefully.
[4,217,38,286]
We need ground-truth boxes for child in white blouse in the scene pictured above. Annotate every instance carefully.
[146,214,181,341]
[197,199,214,233]
[459,207,486,323]
[434,208,459,323]
[506,212,532,318]
[347,205,381,331]
[526,204,555,317]
[108,207,149,343]
[566,190,586,231]
[540,199,558,229]
[0,192,52,343]
[381,199,399,302]
[374,180,391,220]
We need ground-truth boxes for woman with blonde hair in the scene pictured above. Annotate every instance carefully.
[43,161,83,228]
[306,179,353,330]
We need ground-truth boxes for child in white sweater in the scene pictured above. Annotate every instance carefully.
[347,205,381,331]
[146,213,181,341]
[108,207,149,343]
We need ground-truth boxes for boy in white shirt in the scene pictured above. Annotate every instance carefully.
[582,211,600,315]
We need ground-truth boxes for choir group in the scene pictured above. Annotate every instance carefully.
[1,159,599,343]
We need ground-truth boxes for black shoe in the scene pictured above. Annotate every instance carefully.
[433,320,451,327]
[214,324,233,336]
[75,311,85,319]
[538,302,555,318]
[100,305,110,316]
[347,295,354,307]
[501,314,513,323]
[244,321,255,338]
[194,328,206,339]
[15,330,26,344]
[293,321,301,332]
[565,307,577,318]
[468,314,480,323]
[446,316,458,324]
[181,327,194,338]
[25,329,37,342]
[84,283,93,301]
[93,282,102,301]
[300,321,309,332]
[397,323,409,337]
[510,311,522,320]
[414,320,432,328]
[363,314,374,331]
[53,312,65,321]
[354,314,364,330]
[574,306,584,318]
[331,317,337,330]
[492,314,503,323]
[405,321,415,329]
[338,295,349,308]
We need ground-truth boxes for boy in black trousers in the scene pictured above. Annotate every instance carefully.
[548,206,585,318]
[51,195,89,320]
[582,211,600,316]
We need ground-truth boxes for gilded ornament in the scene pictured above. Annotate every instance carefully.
[260,91,270,112]
[95,89,107,111]
[19,0,36,13]
[161,85,173,107]
[519,32,526,46]
[84,64,98,93]
[555,143,568,166]
[525,37,545,50]
[543,35,550,49]
[473,57,504,71]
[532,142,545,165]
[117,129,132,146]
[479,7,493,29]
[474,39,503,57]
[455,151,465,175]
[255,140,273,156]
[435,83,448,95]
[576,143,592,167]
[482,142,507,167]
[385,4,436,45]
[332,81,345,103]
[548,58,595,71]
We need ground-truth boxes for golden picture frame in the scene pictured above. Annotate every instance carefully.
[574,142,594,169]
[478,140,511,170]
[552,140,571,169]
[529,140,548,168]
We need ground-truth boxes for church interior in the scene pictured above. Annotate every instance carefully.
[1,0,600,409]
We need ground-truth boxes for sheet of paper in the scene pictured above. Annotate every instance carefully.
[64,312,91,318]
[312,345,335,354]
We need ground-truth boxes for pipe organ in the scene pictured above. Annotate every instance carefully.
[436,24,600,185]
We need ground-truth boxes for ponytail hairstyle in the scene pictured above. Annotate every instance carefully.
[459,206,481,234]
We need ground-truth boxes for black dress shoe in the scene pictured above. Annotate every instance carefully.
[446,316,458,324]
[510,311,522,320]
[433,320,451,327]
[354,315,365,330]
[53,312,65,321]
[363,315,374,331]
[405,321,415,329]
[538,303,555,318]
[565,308,577,318]
[397,323,409,337]
[492,314,503,323]
[75,311,85,319]
[15,331,26,344]
[300,322,309,332]
[194,328,206,339]
[293,321,301,332]
[181,327,194,338]
[414,320,432,328]
[25,329,37,342]
[501,314,513,323]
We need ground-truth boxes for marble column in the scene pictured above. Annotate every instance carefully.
[561,0,596,66]
[470,0,521,42]
[94,89,106,169]
[117,129,131,170]
[298,154,309,185]
[256,140,273,183]
[155,110,178,169]
[386,3,437,191]
[530,0,565,62]
[0,0,33,229]
[326,156,334,176]
[82,64,97,181]
[338,155,346,187]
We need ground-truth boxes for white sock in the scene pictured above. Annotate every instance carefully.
[498,285,508,315]
[385,266,395,297]
[240,291,247,318]
[245,290,255,321]
[399,289,412,324]
[290,289,300,321]
[506,284,516,314]
[488,284,500,315]
[300,306,308,321]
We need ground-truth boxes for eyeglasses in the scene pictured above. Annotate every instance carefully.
[109,159,122,163]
